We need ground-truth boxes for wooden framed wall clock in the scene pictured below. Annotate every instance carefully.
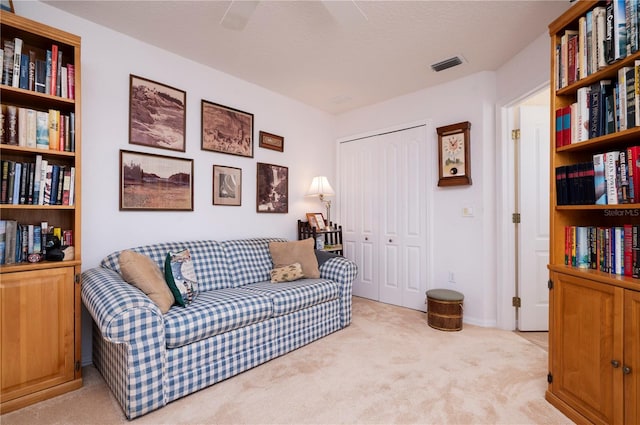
[436,121,472,187]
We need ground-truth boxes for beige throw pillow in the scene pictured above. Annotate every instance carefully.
[269,238,320,278]
[119,250,175,313]
[270,263,304,283]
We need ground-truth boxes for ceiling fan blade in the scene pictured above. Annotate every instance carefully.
[321,0,368,26]
[220,0,259,31]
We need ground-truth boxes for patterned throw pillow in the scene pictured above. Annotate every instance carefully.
[164,249,199,306]
[270,263,304,283]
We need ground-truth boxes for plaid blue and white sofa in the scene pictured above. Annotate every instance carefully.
[82,238,357,419]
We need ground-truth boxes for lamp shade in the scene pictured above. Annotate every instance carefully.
[306,176,335,197]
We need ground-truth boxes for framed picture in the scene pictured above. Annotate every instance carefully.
[120,150,193,211]
[129,75,186,152]
[436,121,472,187]
[306,212,326,230]
[201,99,253,158]
[0,0,14,13]
[259,131,284,152]
[256,162,288,213]
[213,165,242,206]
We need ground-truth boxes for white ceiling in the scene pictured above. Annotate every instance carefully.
[43,0,572,115]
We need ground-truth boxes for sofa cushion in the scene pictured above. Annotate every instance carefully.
[242,278,340,317]
[163,288,273,348]
[221,238,287,287]
[164,249,199,307]
[119,250,175,313]
[269,238,320,278]
[101,240,232,291]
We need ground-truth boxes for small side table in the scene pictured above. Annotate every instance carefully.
[426,289,464,331]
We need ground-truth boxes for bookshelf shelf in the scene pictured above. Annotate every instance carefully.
[0,10,82,414]
[547,2,639,424]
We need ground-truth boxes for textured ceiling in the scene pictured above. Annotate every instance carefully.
[43,0,572,115]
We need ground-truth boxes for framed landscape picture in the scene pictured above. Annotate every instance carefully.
[201,100,254,158]
[213,165,242,206]
[120,150,193,211]
[259,131,284,152]
[256,162,288,213]
[129,75,186,152]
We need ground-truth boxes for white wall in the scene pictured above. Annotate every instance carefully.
[16,2,337,271]
[336,72,498,327]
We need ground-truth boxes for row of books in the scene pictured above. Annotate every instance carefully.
[0,220,72,265]
[555,65,640,145]
[565,225,640,279]
[1,104,75,152]
[1,155,75,206]
[1,37,75,99]
[556,0,638,90]
[556,147,639,205]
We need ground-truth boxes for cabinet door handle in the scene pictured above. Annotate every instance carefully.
[365,237,368,241]
[611,360,620,368]
[623,366,632,375]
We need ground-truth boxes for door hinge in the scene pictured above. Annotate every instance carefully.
[75,361,81,372]
[75,274,81,284]
[511,129,521,140]
[548,279,553,290]
[512,213,521,224]
[512,296,521,308]
[547,373,553,384]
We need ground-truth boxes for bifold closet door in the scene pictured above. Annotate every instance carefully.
[339,125,428,310]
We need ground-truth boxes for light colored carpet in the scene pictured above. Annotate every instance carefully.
[2,297,572,424]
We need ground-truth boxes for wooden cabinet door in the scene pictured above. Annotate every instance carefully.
[1,267,76,402]
[624,290,640,425]
[550,272,624,425]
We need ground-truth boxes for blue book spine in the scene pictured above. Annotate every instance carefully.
[50,164,59,206]
[12,162,21,205]
[33,226,41,254]
[18,53,29,89]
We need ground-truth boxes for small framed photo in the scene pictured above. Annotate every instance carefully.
[120,150,193,211]
[306,212,326,230]
[256,162,288,213]
[259,131,284,152]
[129,75,186,152]
[201,99,254,158]
[213,165,242,206]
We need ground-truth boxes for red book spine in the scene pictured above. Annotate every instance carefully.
[624,224,633,277]
[555,108,563,148]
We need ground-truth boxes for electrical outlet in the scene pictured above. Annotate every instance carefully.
[448,271,455,282]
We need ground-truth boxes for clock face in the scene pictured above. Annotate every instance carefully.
[441,133,465,176]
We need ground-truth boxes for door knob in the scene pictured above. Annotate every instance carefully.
[611,360,620,368]
[365,237,368,241]
[623,366,632,375]
[389,239,392,243]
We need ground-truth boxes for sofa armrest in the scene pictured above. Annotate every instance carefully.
[319,256,358,326]
[81,267,164,343]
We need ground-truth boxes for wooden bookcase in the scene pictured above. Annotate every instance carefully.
[547,2,639,424]
[0,11,82,413]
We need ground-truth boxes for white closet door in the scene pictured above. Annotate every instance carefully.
[378,127,428,309]
[340,138,379,300]
[339,125,428,310]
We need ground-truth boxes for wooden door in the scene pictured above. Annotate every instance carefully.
[1,267,76,403]
[624,290,640,425]
[550,272,624,425]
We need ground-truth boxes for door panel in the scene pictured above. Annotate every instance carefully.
[518,104,550,330]
[624,290,640,425]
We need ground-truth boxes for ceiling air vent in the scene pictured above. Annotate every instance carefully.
[431,56,464,72]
